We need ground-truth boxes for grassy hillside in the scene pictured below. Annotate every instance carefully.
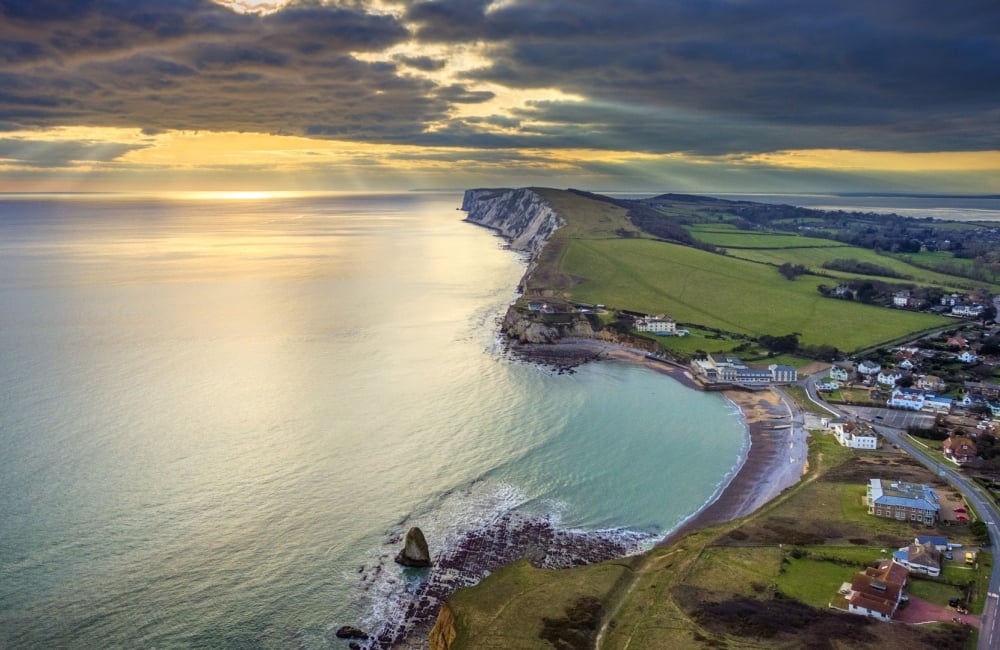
[559,238,946,350]
[436,435,983,649]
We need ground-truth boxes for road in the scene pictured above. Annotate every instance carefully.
[800,372,1000,649]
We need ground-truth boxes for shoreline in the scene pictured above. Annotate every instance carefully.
[375,338,808,649]
[511,339,810,543]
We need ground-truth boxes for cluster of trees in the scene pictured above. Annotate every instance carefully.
[820,258,908,279]
[758,333,800,354]
[777,263,808,280]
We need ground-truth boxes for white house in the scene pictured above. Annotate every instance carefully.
[953,304,985,318]
[830,419,879,450]
[957,350,980,364]
[877,369,905,386]
[893,291,912,308]
[916,375,945,392]
[829,364,851,382]
[888,388,924,410]
[846,561,909,621]
[857,360,881,376]
[635,315,677,335]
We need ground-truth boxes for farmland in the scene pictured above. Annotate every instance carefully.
[559,237,947,351]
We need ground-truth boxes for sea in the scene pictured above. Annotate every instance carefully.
[0,192,749,649]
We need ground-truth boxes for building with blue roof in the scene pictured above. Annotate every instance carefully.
[867,478,940,525]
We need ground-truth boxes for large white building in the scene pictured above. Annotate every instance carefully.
[635,315,676,335]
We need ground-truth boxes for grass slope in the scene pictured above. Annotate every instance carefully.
[442,434,982,649]
[560,238,946,350]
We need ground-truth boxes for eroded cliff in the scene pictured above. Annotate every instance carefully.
[461,188,565,256]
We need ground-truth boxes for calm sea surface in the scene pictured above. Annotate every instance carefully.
[0,193,746,648]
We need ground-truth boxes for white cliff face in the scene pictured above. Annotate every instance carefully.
[461,188,565,257]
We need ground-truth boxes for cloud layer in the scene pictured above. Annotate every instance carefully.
[1,0,998,189]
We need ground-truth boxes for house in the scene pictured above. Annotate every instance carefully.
[941,294,960,307]
[877,368,906,386]
[921,393,953,414]
[857,360,881,376]
[943,436,977,464]
[635,315,676,335]
[892,540,942,577]
[965,381,1000,400]
[893,291,914,308]
[867,478,940,525]
[888,388,924,410]
[830,418,879,450]
[817,381,841,391]
[957,350,980,364]
[947,334,968,348]
[916,375,945,392]
[953,303,986,318]
[846,560,909,621]
[829,364,851,382]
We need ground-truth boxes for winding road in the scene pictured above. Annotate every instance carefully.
[800,372,1000,649]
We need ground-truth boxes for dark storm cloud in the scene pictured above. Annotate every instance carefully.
[0,0,997,157]
[435,84,495,104]
[407,0,1000,153]
[0,0,444,138]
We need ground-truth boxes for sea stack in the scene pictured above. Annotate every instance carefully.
[395,527,432,567]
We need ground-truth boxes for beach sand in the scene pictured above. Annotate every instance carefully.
[518,340,810,539]
[376,340,809,648]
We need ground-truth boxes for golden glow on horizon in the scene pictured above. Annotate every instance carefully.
[742,149,1000,172]
[2,125,999,193]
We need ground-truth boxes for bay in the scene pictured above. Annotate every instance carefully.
[0,192,746,648]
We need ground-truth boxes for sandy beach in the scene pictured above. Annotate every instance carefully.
[516,339,810,540]
[377,339,809,648]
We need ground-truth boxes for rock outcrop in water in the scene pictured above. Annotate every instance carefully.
[461,188,564,256]
[395,526,432,567]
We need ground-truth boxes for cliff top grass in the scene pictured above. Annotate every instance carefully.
[513,188,961,352]
[435,434,982,650]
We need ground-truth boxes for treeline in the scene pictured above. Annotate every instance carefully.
[821,258,908,279]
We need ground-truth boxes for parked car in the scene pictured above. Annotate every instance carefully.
[955,507,966,513]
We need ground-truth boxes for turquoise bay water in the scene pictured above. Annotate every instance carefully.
[0,193,746,648]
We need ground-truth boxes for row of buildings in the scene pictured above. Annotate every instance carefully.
[691,354,798,385]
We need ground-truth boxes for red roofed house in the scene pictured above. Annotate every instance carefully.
[943,436,977,464]
[846,560,909,621]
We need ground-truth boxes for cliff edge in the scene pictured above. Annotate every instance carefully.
[461,188,564,257]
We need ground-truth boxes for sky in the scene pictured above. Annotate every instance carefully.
[1,0,998,194]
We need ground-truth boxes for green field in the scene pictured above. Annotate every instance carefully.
[689,224,852,250]
[559,238,947,350]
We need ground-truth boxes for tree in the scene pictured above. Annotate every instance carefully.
[969,520,989,545]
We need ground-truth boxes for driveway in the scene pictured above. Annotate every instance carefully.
[895,594,981,628]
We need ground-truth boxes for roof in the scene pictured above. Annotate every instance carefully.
[849,561,907,617]
[915,535,948,546]
[869,479,940,512]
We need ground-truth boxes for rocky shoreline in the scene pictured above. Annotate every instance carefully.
[348,339,807,650]
[358,510,653,649]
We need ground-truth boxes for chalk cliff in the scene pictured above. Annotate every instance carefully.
[461,188,564,257]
